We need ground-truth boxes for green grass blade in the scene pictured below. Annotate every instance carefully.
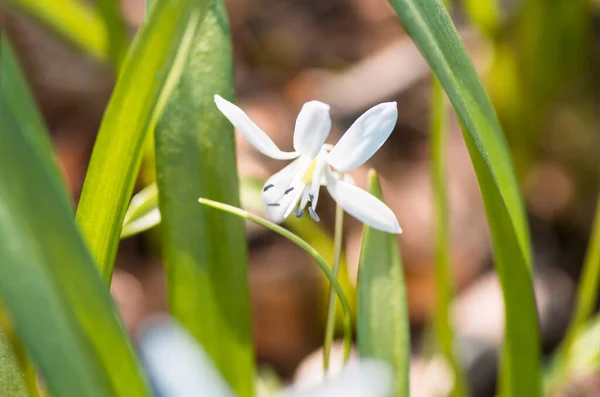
[0,37,147,397]
[3,0,110,63]
[430,78,469,397]
[76,0,210,280]
[387,1,541,395]
[93,0,129,68]
[0,314,31,397]
[154,2,254,394]
[356,171,410,397]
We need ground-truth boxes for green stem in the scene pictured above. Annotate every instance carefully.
[323,175,345,372]
[430,77,470,397]
[198,198,352,364]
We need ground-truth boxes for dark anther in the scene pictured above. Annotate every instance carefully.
[309,193,315,201]
[263,184,275,192]
[266,203,280,207]
[294,208,304,218]
[284,187,294,195]
[308,206,320,222]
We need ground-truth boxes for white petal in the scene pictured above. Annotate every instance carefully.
[214,95,299,160]
[138,317,235,397]
[293,101,332,159]
[281,360,394,397]
[327,102,397,172]
[325,169,401,233]
[262,157,310,223]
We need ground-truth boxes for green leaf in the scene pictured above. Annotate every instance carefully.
[387,1,541,395]
[0,321,29,397]
[430,78,469,397]
[153,1,254,395]
[76,0,210,280]
[357,171,410,397]
[93,0,129,68]
[0,37,147,397]
[3,0,111,63]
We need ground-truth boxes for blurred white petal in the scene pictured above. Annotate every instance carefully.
[327,102,397,172]
[325,169,401,234]
[138,317,235,397]
[281,360,394,397]
[293,101,332,159]
[214,95,299,160]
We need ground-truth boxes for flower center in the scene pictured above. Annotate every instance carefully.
[301,158,319,184]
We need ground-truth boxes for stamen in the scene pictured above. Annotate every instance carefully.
[308,206,320,222]
[263,184,275,192]
[266,203,280,207]
[284,187,294,195]
[294,208,304,218]
[309,193,315,201]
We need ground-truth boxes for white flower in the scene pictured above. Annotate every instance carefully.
[138,317,395,397]
[214,95,402,234]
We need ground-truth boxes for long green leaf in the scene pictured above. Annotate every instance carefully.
[93,0,129,68]
[430,78,469,397]
[0,37,147,397]
[76,0,210,280]
[356,171,410,397]
[154,1,254,394]
[3,0,110,63]
[387,1,541,395]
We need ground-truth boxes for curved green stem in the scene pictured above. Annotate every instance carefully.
[323,175,345,372]
[198,198,352,364]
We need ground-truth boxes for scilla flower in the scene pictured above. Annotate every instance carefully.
[214,95,402,234]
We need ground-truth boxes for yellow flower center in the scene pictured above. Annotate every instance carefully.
[301,159,318,184]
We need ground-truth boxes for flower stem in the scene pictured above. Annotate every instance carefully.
[198,198,352,365]
[323,173,345,373]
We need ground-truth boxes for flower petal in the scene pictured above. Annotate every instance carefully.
[293,101,332,159]
[280,360,394,397]
[138,317,235,397]
[327,102,397,172]
[262,157,310,223]
[325,168,401,233]
[214,95,299,160]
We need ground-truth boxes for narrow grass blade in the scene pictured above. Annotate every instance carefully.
[0,37,147,397]
[76,0,210,280]
[549,193,600,386]
[430,78,469,397]
[198,198,353,366]
[387,1,541,395]
[154,2,254,394]
[356,171,410,397]
[93,0,129,68]
[3,0,110,63]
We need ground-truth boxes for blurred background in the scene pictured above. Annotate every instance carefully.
[1,0,599,395]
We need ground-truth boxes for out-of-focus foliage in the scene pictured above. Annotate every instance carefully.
[0,37,147,397]
[76,0,210,280]
[154,0,255,395]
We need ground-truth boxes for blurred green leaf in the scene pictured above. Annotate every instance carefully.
[387,1,541,395]
[430,78,469,397]
[0,37,147,397]
[93,0,129,67]
[3,0,111,63]
[357,171,410,397]
[76,0,210,280]
[153,0,254,394]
